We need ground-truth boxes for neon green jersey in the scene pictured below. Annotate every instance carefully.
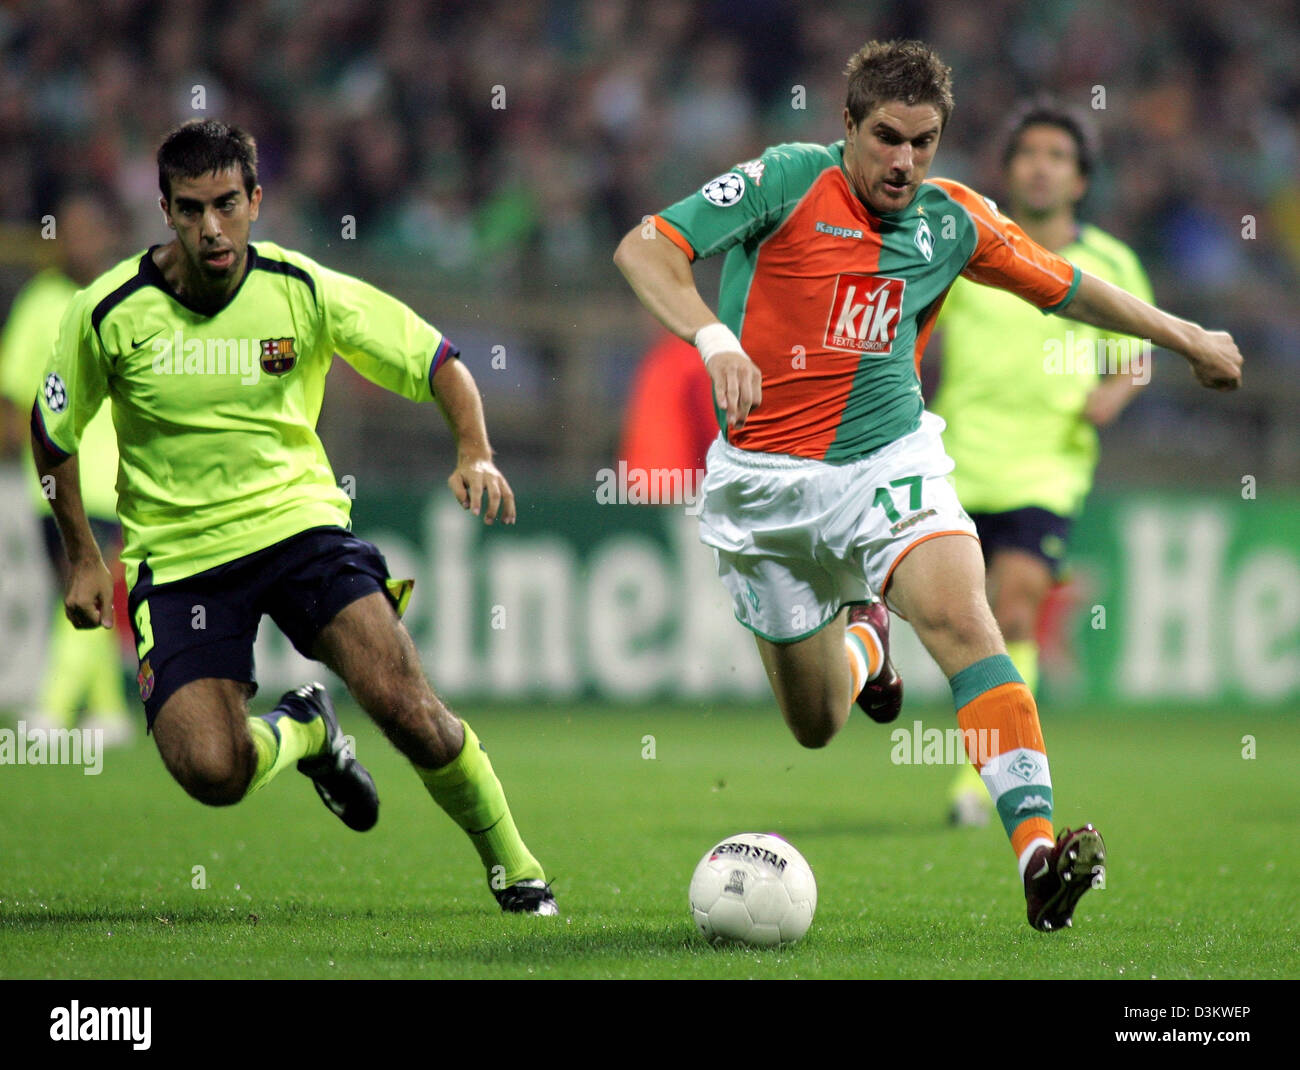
[33,242,458,588]
[0,268,120,519]
[932,223,1152,516]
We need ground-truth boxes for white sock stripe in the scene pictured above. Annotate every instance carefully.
[980,747,1053,787]
[1018,837,1056,880]
[844,636,868,696]
[848,622,883,682]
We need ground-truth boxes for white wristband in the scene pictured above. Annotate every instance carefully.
[694,322,743,366]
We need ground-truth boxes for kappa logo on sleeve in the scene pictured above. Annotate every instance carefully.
[824,274,905,354]
[736,159,766,186]
[701,172,746,207]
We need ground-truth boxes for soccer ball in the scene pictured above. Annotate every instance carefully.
[689,832,817,947]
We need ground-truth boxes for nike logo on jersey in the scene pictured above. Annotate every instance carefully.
[131,328,165,349]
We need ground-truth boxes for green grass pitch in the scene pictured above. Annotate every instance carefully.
[1,702,1296,979]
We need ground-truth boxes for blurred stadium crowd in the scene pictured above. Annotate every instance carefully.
[1,0,1298,482]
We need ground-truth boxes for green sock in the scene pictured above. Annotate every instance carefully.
[1005,639,1039,696]
[417,720,545,889]
[37,606,93,727]
[245,702,328,797]
[86,621,130,721]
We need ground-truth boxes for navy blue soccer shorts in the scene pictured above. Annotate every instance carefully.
[127,526,403,728]
[967,506,1074,578]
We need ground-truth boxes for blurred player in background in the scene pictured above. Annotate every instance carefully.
[935,101,1154,827]
[0,188,132,744]
[31,119,556,914]
[619,328,714,476]
[615,39,1241,930]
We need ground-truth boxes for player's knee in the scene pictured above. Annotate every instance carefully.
[791,726,833,749]
[914,599,995,649]
[174,743,255,806]
[786,708,838,749]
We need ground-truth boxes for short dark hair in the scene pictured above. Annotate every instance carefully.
[157,119,258,202]
[844,39,954,129]
[1001,98,1097,177]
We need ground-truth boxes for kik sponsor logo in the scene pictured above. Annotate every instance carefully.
[825,274,905,354]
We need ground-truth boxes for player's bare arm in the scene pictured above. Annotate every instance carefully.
[613,226,762,429]
[1067,271,1243,390]
[432,356,516,525]
[29,437,113,629]
[1083,373,1146,427]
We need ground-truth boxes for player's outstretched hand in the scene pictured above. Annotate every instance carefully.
[65,556,114,629]
[709,350,763,430]
[449,455,517,525]
[1187,328,1243,391]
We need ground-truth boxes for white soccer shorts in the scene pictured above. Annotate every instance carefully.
[697,411,978,642]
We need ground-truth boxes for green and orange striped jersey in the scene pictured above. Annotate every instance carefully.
[654,141,1081,462]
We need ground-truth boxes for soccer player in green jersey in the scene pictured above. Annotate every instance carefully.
[1,189,132,744]
[615,40,1242,929]
[934,101,1154,827]
[30,119,556,914]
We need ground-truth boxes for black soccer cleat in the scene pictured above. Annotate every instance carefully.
[494,879,559,916]
[1024,824,1106,932]
[848,598,904,724]
[291,682,380,832]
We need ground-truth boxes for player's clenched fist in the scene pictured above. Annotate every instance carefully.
[709,350,763,430]
[65,557,114,629]
[449,455,517,525]
[1187,328,1243,391]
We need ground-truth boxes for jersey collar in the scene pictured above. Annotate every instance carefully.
[142,242,259,317]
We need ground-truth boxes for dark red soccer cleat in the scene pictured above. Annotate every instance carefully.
[1024,824,1106,932]
[848,599,904,724]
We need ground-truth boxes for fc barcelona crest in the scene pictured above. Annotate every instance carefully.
[259,337,298,375]
[137,658,155,702]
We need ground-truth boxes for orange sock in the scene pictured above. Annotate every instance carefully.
[950,656,1055,876]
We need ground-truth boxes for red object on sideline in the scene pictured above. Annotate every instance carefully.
[618,331,716,472]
